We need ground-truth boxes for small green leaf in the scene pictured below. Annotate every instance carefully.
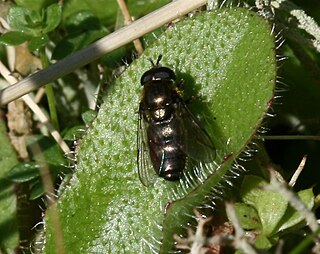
[63,125,86,141]
[28,34,49,51]
[254,235,274,250]
[43,4,62,33]
[233,202,262,230]
[7,162,40,183]
[81,109,97,126]
[52,30,106,59]
[52,10,107,59]
[101,46,128,68]
[64,11,102,32]
[0,31,32,45]
[8,6,31,31]
[29,179,44,200]
[14,0,56,12]
[278,188,314,232]
[61,0,170,26]
[26,9,42,28]
[241,175,288,235]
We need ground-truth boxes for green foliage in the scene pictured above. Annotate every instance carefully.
[0,4,61,51]
[52,10,108,59]
[61,0,171,25]
[234,175,314,250]
[6,135,71,200]
[14,0,56,12]
[44,7,276,253]
[63,110,96,141]
[7,161,40,183]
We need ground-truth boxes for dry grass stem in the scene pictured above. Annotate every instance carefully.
[0,60,70,154]
[116,0,144,55]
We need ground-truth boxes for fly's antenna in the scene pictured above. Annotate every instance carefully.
[148,54,163,67]
[156,54,163,65]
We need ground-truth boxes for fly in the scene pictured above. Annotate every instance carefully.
[137,55,216,186]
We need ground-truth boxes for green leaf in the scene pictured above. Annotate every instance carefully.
[241,175,288,236]
[29,179,44,200]
[52,30,106,59]
[45,8,276,253]
[233,202,262,230]
[26,9,42,28]
[61,0,171,26]
[7,6,41,34]
[52,11,107,59]
[0,120,19,251]
[43,4,62,33]
[101,46,128,68]
[14,0,56,12]
[278,188,314,232]
[28,34,49,51]
[81,109,97,126]
[7,161,40,183]
[254,235,274,250]
[0,31,32,45]
[63,125,86,141]
[64,10,102,32]
[8,6,31,31]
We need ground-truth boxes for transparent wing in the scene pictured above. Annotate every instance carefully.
[137,110,158,186]
[173,102,216,162]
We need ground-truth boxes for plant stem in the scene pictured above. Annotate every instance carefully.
[39,47,60,131]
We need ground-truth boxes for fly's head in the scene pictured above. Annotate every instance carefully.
[140,55,176,86]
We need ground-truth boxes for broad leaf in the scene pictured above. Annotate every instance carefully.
[0,31,32,46]
[278,188,314,232]
[7,161,40,183]
[43,4,62,33]
[0,120,19,251]
[28,34,49,51]
[45,8,276,253]
[241,175,288,235]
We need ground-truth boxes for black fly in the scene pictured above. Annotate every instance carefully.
[137,55,216,186]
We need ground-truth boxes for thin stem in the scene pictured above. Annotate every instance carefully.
[39,48,60,131]
[117,0,144,55]
[0,60,70,154]
[289,235,315,254]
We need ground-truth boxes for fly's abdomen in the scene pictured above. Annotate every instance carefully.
[147,121,186,181]
[159,142,186,181]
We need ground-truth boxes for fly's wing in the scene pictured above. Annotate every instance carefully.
[137,110,158,186]
[173,102,216,162]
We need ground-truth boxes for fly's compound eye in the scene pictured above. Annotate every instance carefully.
[140,67,176,86]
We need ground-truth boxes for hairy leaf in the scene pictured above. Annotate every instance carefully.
[45,7,276,253]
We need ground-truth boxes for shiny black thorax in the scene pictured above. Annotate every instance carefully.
[139,66,186,181]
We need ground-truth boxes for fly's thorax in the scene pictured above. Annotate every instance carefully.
[142,80,176,107]
[152,106,174,121]
[140,80,180,122]
[141,104,175,123]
